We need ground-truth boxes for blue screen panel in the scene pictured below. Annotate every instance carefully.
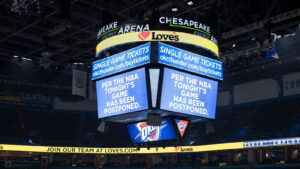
[96,68,149,118]
[92,43,151,80]
[158,43,223,80]
[127,118,177,143]
[160,68,218,119]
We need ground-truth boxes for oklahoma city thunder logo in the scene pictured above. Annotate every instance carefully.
[134,122,160,142]
[134,120,169,142]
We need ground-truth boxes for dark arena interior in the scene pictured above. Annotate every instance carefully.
[1,0,300,169]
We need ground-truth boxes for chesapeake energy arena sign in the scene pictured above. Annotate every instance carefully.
[97,17,217,43]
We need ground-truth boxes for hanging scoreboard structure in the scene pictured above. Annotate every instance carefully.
[92,17,223,142]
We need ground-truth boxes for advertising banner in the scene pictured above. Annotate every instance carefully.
[0,90,52,108]
[158,43,223,80]
[127,118,177,143]
[92,43,151,80]
[96,31,219,57]
[243,137,300,148]
[96,68,148,118]
[160,68,218,119]
[0,142,244,154]
[283,72,300,96]
[96,17,217,44]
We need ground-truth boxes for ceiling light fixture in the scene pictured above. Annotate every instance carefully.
[187,1,194,6]
[171,8,178,12]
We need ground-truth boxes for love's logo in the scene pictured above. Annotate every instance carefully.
[174,147,180,152]
[138,31,150,40]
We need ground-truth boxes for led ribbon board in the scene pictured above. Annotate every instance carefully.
[160,68,218,119]
[97,17,217,44]
[92,43,151,80]
[127,118,177,143]
[158,43,223,80]
[0,142,243,154]
[243,137,300,148]
[2,137,300,154]
[96,68,148,118]
[96,31,219,58]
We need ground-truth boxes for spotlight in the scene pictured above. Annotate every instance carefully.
[13,55,18,58]
[22,57,27,60]
[171,8,178,12]
[187,1,194,5]
[232,44,236,47]
[266,153,269,158]
[79,62,84,65]
[26,58,32,61]
[73,62,78,65]
[251,37,256,41]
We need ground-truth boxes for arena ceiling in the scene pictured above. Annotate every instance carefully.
[0,0,299,76]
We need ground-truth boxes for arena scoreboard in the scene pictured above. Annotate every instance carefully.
[92,17,223,126]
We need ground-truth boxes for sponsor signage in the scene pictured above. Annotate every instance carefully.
[96,68,148,118]
[3,137,300,154]
[283,72,300,96]
[96,31,219,57]
[160,68,218,119]
[127,118,177,143]
[158,43,223,80]
[175,119,189,137]
[97,21,150,42]
[92,43,151,80]
[0,142,243,154]
[174,147,194,152]
[158,17,217,44]
[243,137,300,148]
[96,17,217,44]
[0,90,52,108]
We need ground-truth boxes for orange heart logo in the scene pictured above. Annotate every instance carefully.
[138,31,150,40]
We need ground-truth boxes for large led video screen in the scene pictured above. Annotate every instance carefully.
[96,68,149,118]
[127,118,177,143]
[158,42,223,80]
[160,68,218,119]
[92,43,151,80]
